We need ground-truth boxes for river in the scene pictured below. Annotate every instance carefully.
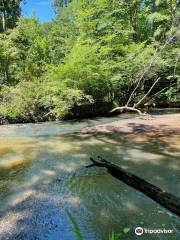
[0,112,179,240]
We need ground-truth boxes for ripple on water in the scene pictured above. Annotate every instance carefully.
[0,115,179,239]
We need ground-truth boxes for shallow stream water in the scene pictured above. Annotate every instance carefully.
[0,112,179,240]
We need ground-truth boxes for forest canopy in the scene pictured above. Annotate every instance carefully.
[0,0,179,123]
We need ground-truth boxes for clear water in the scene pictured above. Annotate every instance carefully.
[148,108,180,115]
[0,113,179,240]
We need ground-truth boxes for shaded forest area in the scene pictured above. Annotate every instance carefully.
[0,0,179,123]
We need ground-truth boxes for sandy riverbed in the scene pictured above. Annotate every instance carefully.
[81,113,180,137]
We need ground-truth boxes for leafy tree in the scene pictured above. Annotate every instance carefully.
[0,18,50,84]
[0,0,23,32]
[53,0,73,9]
[0,0,179,122]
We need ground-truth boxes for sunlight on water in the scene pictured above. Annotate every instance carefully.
[0,115,179,239]
[0,155,34,169]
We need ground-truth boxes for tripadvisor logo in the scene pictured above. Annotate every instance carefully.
[135,227,173,236]
[135,227,143,236]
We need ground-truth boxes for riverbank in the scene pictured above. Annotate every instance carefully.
[0,107,180,126]
[81,113,180,137]
[0,102,114,125]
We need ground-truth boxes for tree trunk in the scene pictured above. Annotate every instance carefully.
[2,11,6,32]
[109,25,179,116]
[86,157,180,217]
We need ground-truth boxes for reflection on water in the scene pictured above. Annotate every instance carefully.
[0,114,180,240]
[148,108,180,115]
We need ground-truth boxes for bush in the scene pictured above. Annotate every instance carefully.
[0,78,92,123]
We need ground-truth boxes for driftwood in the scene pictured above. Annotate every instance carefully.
[86,156,180,217]
[109,78,160,115]
[108,106,143,115]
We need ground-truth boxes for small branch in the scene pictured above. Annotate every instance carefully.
[134,77,160,108]
[144,82,178,103]
[86,157,180,217]
[86,156,109,168]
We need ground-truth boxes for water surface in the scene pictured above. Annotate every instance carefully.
[0,114,179,239]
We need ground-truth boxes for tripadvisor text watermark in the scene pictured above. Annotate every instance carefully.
[135,227,173,236]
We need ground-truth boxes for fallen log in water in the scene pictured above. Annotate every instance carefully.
[108,106,143,115]
[86,156,180,217]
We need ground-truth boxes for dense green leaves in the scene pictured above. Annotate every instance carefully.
[0,0,23,32]
[0,0,179,123]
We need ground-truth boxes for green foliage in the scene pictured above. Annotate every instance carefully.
[56,43,111,101]
[66,210,130,240]
[0,0,23,32]
[108,231,120,240]
[0,18,50,84]
[66,210,83,240]
[109,227,130,240]
[0,77,90,122]
[0,0,179,123]
[0,81,44,122]
[123,227,130,234]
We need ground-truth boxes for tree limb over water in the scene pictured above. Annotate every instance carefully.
[108,106,143,115]
[86,156,180,217]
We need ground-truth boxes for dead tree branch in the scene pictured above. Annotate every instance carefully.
[86,156,180,217]
[125,27,180,107]
[133,77,160,108]
[108,106,142,115]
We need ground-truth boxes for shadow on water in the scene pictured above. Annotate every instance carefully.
[0,117,180,240]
